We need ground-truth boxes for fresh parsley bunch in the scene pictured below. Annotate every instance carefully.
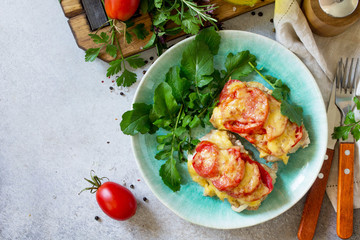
[332,97,360,141]
[120,28,267,192]
[85,19,149,87]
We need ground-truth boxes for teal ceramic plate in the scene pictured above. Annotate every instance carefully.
[131,31,327,229]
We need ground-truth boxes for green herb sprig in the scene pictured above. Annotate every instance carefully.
[84,2,149,88]
[332,97,360,141]
[141,0,218,55]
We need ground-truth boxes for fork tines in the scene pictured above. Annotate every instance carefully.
[336,58,359,94]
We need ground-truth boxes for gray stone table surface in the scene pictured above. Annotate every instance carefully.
[0,1,359,239]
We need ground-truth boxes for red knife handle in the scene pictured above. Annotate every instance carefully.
[297,148,334,240]
[337,143,354,239]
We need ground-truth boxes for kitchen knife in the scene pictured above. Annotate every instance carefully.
[298,82,340,240]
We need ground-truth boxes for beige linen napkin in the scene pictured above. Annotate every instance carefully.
[273,0,360,211]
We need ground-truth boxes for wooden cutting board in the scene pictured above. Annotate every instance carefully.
[61,0,275,62]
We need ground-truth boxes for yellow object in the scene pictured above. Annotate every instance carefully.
[210,81,308,165]
[224,0,259,7]
[187,130,264,210]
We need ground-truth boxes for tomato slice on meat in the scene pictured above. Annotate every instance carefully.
[240,153,274,192]
[227,153,274,199]
[219,79,243,103]
[211,147,245,191]
[227,160,261,197]
[219,80,269,134]
[192,141,219,178]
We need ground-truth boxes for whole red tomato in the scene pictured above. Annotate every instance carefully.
[96,182,137,220]
[80,172,137,221]
[104,0,140,21]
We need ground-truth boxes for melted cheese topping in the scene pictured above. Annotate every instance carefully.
[211,81,307,164]
[264,96,288,140]
[266,122,298,164]
[203,130,233,149]
[231,161,260,195]
[188,130,266,210]
[188,159,262,208]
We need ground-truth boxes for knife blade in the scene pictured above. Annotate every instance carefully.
[81,0,109,31]
[298,82,340,240]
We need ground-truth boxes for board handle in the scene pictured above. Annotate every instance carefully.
[337,143,354,239]
[297,148,334,240]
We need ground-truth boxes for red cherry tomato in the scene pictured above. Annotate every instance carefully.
[96,182,137,221]
[104,0,140,21]
[80,172,137,221]
[192,141,219,178]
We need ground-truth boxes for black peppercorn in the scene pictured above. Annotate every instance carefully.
[143,197,148,202]
[258,12,263,17]
[251,11,255,16]
[120,92,124,96]
[109,86,114,90]
[130,184,134,189]
[95,216,100,221]
[149,56,154,61]
[270,18,274,23]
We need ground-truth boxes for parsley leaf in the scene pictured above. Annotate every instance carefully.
[126,55,146,69]
[131,24,149,40]
[105,44,117,58]
[106,59,122,77]
[351,124,360,141]
[85,48,101,62]
[332,98,360,141]
[125,31,133,44]
[89,32,109,44]
[332,125,353,140]
[120,103,157,135]
[85,17,147,88]
[116,69,137,87]
[344,110,356,125]
[265,76,290,101]
[181,12,201,35]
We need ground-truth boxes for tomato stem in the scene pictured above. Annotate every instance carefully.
[78,170,109,195]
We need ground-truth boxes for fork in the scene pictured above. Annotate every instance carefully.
[335,57,359,239]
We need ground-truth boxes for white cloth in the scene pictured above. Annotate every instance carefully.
[273,0,360,211]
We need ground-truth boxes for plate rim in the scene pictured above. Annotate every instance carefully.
[130,30,327,229]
